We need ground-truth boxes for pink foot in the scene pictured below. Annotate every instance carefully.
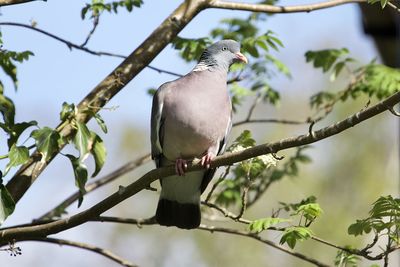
[175,158,188,176]
[200,152,215,169]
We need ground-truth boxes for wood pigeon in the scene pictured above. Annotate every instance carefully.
[150,40,248,229]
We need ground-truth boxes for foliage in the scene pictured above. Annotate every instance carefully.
[306,49,400,117]
[0,101,108,222]
[334,246,361,267]
[367,0,390,8]
[248,196,323,249]
[81,0,143,19]
[348,195,400,238]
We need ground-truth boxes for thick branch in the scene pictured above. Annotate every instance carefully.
[21,237,137,267]
[0,0,43,6]
[1,91,399,244]
[37,154,151,221]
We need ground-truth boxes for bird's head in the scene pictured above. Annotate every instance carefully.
[197,39,248,72]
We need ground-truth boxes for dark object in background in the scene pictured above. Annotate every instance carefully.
[359,1,400,67]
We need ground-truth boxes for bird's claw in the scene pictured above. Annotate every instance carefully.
[175,158,188,176]
[200,152,215,169]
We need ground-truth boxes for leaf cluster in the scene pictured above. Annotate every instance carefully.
[348,195,400,239]
[212,131,311,210]
[81,0,143,19]
[248,196,323,249]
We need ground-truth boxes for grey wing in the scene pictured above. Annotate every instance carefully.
[200,114,232,193]
[150,86,167,168]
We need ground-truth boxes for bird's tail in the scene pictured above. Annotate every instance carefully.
[155,171,203,229]
[156,198,200,229]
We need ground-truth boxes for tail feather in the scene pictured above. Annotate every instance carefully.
[156,198,200,229]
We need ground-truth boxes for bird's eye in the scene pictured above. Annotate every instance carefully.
[222,47,228,51]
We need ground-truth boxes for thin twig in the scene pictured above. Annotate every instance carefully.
[0,22,183,78]
[81,15,100,47]
[387,1,400,13]
[232,118,309,127]
[198,224,330,267]
[204,166,231,203]
[201,201,251,224]
[21,237,137,267]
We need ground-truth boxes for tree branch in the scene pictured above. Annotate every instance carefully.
[208,0,366,13]
[21,237,137,267]
[1,91,399,244]
[37,154,151,221]
[90,217,328,267]
[0,0,43,6]
[198,224,330,267]
[0,22,183,78]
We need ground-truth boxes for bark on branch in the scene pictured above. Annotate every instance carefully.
[1,91,399,244]
[0,0,43,6]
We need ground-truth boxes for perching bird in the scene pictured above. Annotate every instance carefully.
[151,39,248,229]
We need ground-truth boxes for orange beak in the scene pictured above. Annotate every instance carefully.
[235,52,248,64]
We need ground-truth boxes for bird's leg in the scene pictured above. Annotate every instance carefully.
[200,151,215,169]
[175,158,188,176]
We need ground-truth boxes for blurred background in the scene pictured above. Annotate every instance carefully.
[0,0,399,266]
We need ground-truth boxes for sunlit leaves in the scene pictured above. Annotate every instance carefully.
[5,144,29,175]
[74,122,92,161]
[60,102,75,121]
[348,196,400,238]
[352,63,400,100]
[280,226,313,249]
[249,217,289,233]
[31,127,61,163]
[0,48,34,90]
[81,0,143,19]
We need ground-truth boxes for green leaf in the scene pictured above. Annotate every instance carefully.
[280,226,313,249]
[294,203,323,221]
[348,218,373,236]
[66,154,88,207]
[7,120,37,149]
[249,217,290,233]
[30,127,61,162]
[0,49,34,90]
[5,144,29,175]
[0,183,15,225]
[74,122,92,161]
[0,88,15,126]
[171,37,211,62]
[60,102,75,121]
[94,113,108,134]
[90,132,106,177]
[305,48,349,73]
